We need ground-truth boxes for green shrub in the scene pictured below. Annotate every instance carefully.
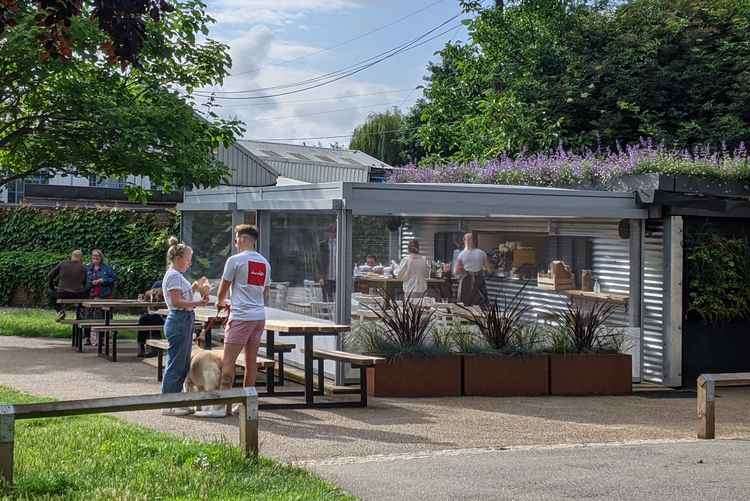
[0,251,163,305]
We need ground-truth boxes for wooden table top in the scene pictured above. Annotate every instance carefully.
[81,300,167,309]
[355,276,445,284]
[158,307,350,334]
[564,290,629,305]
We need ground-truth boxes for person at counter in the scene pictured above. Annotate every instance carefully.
[456,233,488,306]
[318,224,337,302]
[397,239,428,298]
[366,255,380,268]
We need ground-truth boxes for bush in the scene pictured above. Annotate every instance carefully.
[0,251,163,306]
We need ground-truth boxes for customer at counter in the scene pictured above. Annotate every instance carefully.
[397,239,428,298]
[456,233,488,306]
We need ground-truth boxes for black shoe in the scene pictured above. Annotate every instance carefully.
[137,345,146,358]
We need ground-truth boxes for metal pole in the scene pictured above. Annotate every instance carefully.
[335,209,353,386]
[663,216,684,387]
[0,405,15,486]
[257,211,271,258]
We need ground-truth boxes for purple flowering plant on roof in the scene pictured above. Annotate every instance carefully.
[388,140,750,188]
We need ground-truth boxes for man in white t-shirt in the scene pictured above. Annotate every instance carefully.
[456,232,488,306]
[217,224,271,398]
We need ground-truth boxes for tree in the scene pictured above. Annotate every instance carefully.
[349,109,407,166]
[0,1,242,197]
[411,0,750,163]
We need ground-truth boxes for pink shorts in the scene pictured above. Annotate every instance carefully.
[224,319,265,346]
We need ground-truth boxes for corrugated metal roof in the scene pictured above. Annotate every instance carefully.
[215,143,278,187]
[238,139,392,184]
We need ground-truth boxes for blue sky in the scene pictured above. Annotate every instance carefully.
[199,0,473,146]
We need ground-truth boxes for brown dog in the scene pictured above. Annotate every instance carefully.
[185,348,227,418]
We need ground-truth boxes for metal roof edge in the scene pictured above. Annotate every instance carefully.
[229,142,281,178]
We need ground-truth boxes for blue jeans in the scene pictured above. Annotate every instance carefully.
[161,310,195,394]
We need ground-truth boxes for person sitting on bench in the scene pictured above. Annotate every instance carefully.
[48,250,87,321]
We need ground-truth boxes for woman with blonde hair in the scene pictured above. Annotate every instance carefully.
[83,249,117,346]
[161,237,208,416]
[397,239,428,299]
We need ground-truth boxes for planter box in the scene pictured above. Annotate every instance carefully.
[367,356,462,397]
[463,354,549,397]
[549,353,632,396]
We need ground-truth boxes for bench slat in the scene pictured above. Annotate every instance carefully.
[90,325,163,332]
[145,341,274,368]
[309,348,384,366]
[12,388,257,419]
[698,372,750,387]
[58,319,137,326]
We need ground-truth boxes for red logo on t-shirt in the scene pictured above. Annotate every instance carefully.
[247,261,267,286]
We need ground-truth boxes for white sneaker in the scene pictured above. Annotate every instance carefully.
[162,407,194,416]
[194,407,229,418]
[231,403,242,415]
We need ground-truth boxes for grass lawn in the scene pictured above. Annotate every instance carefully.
[0,308,139,339]
[0,308,70,338]
[0,386,352,500]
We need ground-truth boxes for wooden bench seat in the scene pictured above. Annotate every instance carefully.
[211,331,295,386]
[145,340,276,390]
[309,349,384,407]
[91,324,163,362]
[697,372,750,439]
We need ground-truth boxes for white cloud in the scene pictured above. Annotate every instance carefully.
[208,0,365,27]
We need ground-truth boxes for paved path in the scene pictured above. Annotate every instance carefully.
[2,336,750,498]
[306,439,750,500]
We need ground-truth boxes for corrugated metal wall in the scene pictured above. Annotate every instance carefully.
[265,160,368,183]
[642,220,666,384]
[215,144,277,187]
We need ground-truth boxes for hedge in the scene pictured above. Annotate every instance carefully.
[0,207,177,260]
[0,251,164,306]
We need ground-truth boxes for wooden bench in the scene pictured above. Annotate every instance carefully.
[310,349,384,407]
[91,324,164,362]
[697,372,750,439]
[145,340,276,392]
[0,387,258,485]
[212,331,296,386]
[58,318,137,352]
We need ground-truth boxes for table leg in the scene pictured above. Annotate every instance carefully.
[206,324,212,350]
[111,331,117,362]
[277,352,285,386]
[266,331,276,396]
[157,351,163,382]
[304,336,314,406]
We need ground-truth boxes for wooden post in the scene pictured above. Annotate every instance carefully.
[238,388,259,458]
[697,376,715,439]
[0,405,15,486]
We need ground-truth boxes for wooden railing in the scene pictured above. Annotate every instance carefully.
[0,387,258,485]
[697,372,750,439]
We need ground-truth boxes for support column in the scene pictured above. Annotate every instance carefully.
[0,405,14,485]
[181,211,193,247]
[663,216,684,387]
[335,209,353,386]
[231,209,243,254]
[628,219,643,382]
[388,227,401,263]
[257,211,271,258]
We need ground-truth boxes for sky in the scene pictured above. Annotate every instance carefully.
[197,0,473,147]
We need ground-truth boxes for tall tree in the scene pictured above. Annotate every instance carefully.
[412,0,750,163]
[0,1,242,197]
[349,109,406,166]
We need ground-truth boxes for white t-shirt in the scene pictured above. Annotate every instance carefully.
[458,248,487,273]
[163,267,193,310]
[397,254,428,295]
[222,250,271,321]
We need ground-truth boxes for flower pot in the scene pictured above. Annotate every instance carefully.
[463,354,549,396]
[367,355,462,397]
[549,353,632,396]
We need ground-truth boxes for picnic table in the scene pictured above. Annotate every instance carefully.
[170,307,350,409]
[80,300,167,360]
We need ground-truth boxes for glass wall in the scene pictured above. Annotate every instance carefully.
[187,211,233,280]
[267,212,338,321]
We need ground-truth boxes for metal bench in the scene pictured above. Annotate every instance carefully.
[212,331,295,386]
[145,340,276,392]
[0,387,258,485]
[310,349,384,407]
[57,318,136,352]
[697,372,750,439]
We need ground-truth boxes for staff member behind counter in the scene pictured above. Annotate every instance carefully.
[455,233,488,306]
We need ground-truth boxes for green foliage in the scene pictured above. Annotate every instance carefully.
[0,386,352,500]
[685,230,750,323]
[0,207,175,305]
[408,0,750,163]
[0,1,243,195]
[349,109,407,166]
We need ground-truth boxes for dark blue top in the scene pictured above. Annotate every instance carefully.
[86,263,117,298]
